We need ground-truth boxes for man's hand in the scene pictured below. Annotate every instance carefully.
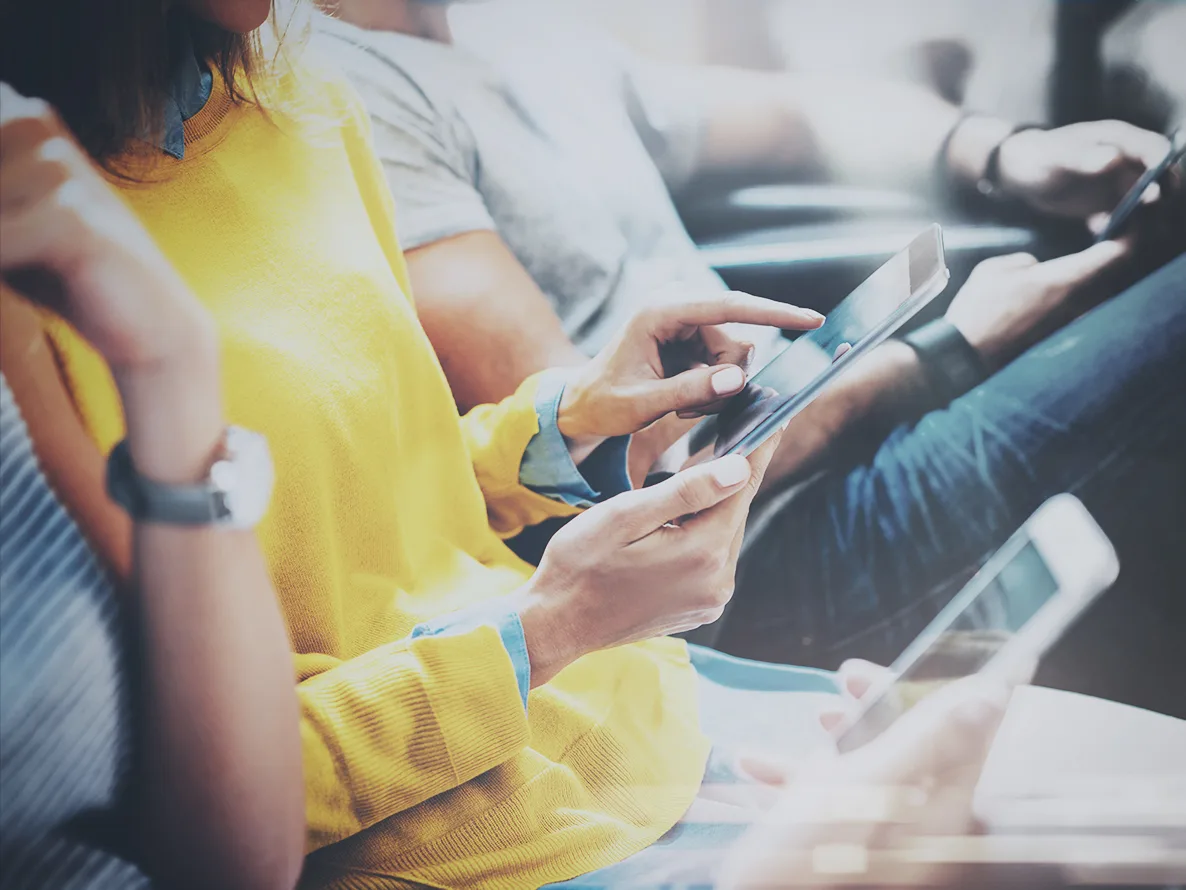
[557,291,823,461]
[997,121,1177,221]
[945,241,1133,371]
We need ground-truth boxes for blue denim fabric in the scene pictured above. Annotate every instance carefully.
[521,368,633,507]
[159,25,212,159]
[723,254,1186,669]
[411,604,531,707]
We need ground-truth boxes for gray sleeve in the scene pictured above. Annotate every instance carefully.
[337,56,496,250]
[616,47,709,191]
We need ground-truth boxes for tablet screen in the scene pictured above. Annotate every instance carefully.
[682,225,948,464]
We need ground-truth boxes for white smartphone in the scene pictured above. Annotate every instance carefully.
[680,224,949,465]
[836,494,1119,753]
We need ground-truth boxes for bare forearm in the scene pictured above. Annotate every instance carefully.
[407,232,588,413]
[117,351,304,890]
[693,67,1012,194]
[763,340,930,487]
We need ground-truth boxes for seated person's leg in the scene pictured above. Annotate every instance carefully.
[722,254,1186,670]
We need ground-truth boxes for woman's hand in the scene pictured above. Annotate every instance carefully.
[722,675,1020,890]
[556,291,823,461]
[515,432,782,686]
[0,83,214,371]
[0,83,221,482]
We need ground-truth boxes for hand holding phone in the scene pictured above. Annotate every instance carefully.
[1095,127,1186,243]
[836,494,1119,753]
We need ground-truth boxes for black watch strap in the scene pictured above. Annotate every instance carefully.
[977,124,1043,200]
[900,318,989,404]
[106,440,230,525]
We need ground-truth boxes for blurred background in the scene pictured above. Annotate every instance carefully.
[460,0,1185,131]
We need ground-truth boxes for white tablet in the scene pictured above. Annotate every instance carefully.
[681,224,949,466]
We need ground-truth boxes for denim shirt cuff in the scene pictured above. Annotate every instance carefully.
[519,368,632,508]
[411,603,531,708]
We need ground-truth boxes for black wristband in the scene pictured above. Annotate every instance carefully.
[900,318,989,404]
[976,124,1044,201]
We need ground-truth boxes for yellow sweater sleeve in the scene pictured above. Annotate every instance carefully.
[298,624,530,852]
[461,372,583,539]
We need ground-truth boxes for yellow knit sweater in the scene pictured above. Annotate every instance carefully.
[40,68,708,888]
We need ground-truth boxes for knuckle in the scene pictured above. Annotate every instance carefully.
[672,478,704,516]
[710,582,734,609]
[705,605,728,624]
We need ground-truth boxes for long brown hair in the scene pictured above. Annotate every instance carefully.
[0,2,268,165]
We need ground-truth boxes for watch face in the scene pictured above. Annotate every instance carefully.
[218,427,275,529]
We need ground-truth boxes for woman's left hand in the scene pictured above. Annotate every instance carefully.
[0,82,214,374]
[556,290,823,459]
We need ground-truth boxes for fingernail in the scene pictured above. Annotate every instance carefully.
[710,455,751,488]
[803,309,826,324]
[711,365,746,395]
[744,344,757,369]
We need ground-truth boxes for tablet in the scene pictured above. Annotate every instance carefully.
[681,224,949,465]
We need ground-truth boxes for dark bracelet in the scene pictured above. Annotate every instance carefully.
[900,318,989,405]
[976,123,1044,201]
[936,117,1043,207]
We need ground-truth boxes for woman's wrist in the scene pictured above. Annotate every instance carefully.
[555,374,609,465]
[510,583,587,689]
[113,334,225,486]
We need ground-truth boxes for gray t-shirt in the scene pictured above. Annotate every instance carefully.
[313,12,729,354]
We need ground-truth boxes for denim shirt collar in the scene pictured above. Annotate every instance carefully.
[160,25,213,159]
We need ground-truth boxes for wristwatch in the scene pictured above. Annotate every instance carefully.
[976,123,1044,201]
[107,426,274,529]
[900,318,989,404]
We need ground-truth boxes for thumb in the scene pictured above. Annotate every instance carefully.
[849,677,1012,787]
[1034,237,1129,288]
[606,454,752,541]
[637,363,747,420]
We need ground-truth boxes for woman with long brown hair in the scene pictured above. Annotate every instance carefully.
[0,1,837,886]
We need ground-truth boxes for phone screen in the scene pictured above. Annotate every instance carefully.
[837,535,1060,752]
[681,225,948,465]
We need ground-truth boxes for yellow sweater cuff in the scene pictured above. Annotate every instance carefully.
[462,371,583,538]
[299,625,530,852]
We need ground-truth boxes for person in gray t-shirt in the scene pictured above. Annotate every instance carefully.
[312,1,1170,416]
[313,2,1186,680]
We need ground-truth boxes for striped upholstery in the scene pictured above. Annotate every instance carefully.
[0,377,149,889]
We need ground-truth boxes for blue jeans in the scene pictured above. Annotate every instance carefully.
[719,254,1186,678]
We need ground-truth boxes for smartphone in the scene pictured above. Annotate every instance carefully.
[680,224,949,466]
[1095,127,1185,243]
[836,494,1119,753]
